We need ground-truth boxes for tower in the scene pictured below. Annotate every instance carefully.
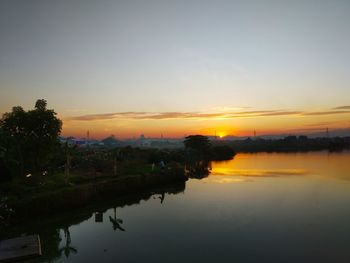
[87,130,90,146]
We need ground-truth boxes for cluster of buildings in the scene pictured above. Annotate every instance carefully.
[59,134,184,149]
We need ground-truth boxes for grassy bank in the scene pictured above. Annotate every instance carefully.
[0,163,187,225]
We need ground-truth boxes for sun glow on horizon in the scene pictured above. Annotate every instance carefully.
[218,132,226,138]
[54,105,350,140]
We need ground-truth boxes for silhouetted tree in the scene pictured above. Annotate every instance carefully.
[0,128,14,181]
[111,148,123,176]
[184,135,211,178]
[184,135,211,154]
[211,145,236,160]
[0,99,62,176]
[102,135,119,147]
[64,137,77,180]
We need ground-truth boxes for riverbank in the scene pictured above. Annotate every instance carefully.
[0,165,187,227]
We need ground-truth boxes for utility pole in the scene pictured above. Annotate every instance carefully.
[87,130,90,147]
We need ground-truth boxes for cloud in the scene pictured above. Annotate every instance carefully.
[288,127,328,132]
[66,110,302,121]
[66,112,149,121]
[302,110,350,116]
[65,108,350,121]
[304,122,332,127]
[332,106,350,110]
[256,111,302,116]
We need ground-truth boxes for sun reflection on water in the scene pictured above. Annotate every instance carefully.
[211,168,308,177]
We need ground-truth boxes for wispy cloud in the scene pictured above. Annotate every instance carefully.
[302,110,350,116]
[66,108,350,121]
[332,106,350,110]
[66,110,302,121]
[304,122,333,127]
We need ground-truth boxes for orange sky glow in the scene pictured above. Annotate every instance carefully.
[60,107,350,139]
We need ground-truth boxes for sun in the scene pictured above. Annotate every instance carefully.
[218,133,225,138]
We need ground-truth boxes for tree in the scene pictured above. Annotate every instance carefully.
[102,135,119,148]
[0,99,62,176]
[184,135,211,178]
[0,106,27,176]
[184,135,211,154]
[211,145,236,160]
[0,127,15,181]
[111,148,123,176]
[64,137,76,180]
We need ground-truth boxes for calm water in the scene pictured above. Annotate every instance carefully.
[18,151,350,262]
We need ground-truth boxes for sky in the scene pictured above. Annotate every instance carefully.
[0,0,350,139]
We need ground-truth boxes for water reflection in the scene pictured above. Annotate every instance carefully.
[185,160,212,179]
[109,208,125,231]
[4,182,185,263]
[211,151,350,181]
[94,212,103,223]
[153,191,165,204]
[5,152,350,263]
[205,177,253,184]
[211,168,307,177]
[59,227,77,259]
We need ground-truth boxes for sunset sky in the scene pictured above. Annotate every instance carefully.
[1,0,350,139]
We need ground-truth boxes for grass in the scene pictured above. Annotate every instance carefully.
[0,159,186,228]
[0,163,166,204]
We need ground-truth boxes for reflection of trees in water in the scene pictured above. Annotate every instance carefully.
[35,228,62,263]
[153,191,165,204]
[185,160,212,179]
[109,208,125,231]
[8,182,186,263]
[59,227,77,259]
[159,192,165,204]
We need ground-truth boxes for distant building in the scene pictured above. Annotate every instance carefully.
[101,135,120,147]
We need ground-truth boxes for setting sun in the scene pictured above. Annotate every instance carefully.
[218,132,226,138]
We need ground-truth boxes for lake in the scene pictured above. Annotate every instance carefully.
[20,151,350,262]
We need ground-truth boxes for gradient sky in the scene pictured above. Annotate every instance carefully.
[1,0,350,138]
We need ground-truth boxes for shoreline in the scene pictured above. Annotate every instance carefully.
[2,170,187,227]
